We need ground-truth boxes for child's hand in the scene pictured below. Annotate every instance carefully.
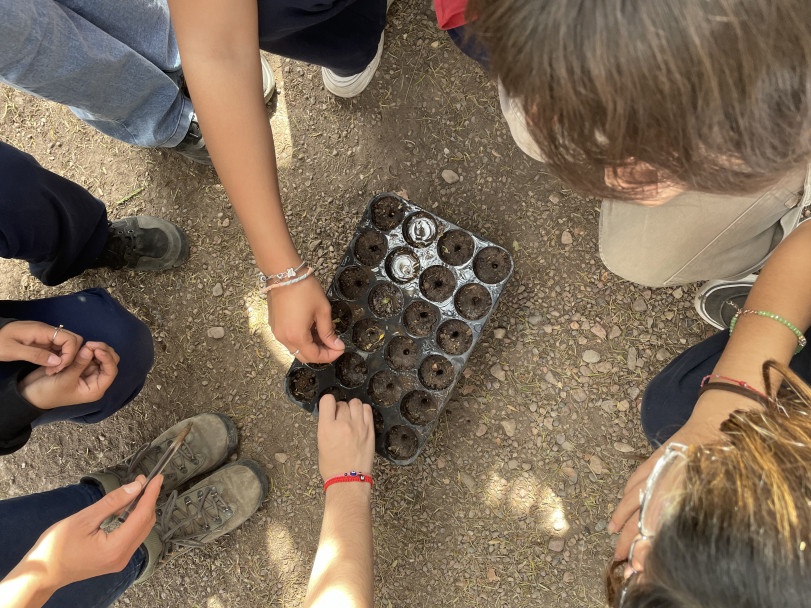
[268,277,344,364]
[317,395,375,481]
[0,320,83,375]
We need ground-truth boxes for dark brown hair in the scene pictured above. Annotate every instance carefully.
[469,0,811,199]
[605,360,811,607]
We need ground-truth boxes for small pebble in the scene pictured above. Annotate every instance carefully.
[582,349,601,363]
[614,441,634,453]
[548,538,565,552]
[493,327,507,339]
[501,420,516,437]
[212,282,223,297]
[490,363,507,382]
[441,169,460,184]
[207,326,225,339]
[274,453,288,463]
[589,455,607,475]
[632,297,648,312]
[561,230,573,245]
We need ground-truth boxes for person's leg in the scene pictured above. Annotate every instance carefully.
[598,165,810,287]
[0,0,192,147]
[641,329,811,446]
[446,24,489,69]
[0,288,154,427]
[257,0,387,76]
[0,140,108,286]
[0,483,144,608]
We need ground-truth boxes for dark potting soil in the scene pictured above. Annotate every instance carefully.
[386,425,419,460]
[401,390,438,425]
[319,386,348,403]
[403,301,439,337]
[454,283,492,321]
[436,319,473,355]
[472,246,512,283]
[354,230,388,266]
[352,318,386,352]
[385,335,419,371]
[418,354,454,390]
[368,282,403,319]
[419,265,456,302]
[373,408,385,435]
[338,266,370,300]
[335,352,368,388]
[330,300,352,335]
[370,196,405,231]
[289,368,317,402]
[438,230,474,266]
[368,370,403,406]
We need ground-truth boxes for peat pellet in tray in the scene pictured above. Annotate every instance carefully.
[284,192,513,464]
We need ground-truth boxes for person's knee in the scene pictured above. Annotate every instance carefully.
[598,244,678,287]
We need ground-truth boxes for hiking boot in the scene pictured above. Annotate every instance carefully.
[173,112,212,165]
[694,274,757,329]
[91,216,189,272]
[83,413,238,497]
[136,459,268,583]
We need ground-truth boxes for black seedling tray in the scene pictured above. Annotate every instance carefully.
[284,193,513,465]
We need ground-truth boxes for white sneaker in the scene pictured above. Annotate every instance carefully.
[261,54,276,103]
[322,35,385,98]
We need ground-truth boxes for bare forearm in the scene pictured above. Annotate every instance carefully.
[305,484,374,608]
[0,559,59,608]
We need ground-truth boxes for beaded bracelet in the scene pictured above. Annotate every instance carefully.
[729,308,807,355]
[323,471,374,492]
[700,374,770,401]
[259,264,313,294]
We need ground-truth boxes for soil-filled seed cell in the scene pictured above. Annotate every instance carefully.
[401,390,438,425]
[306,362,330,370]
[385,247,421,283]
[386,425,419,460]
[352,318,386,353]
[288,368,317,402]
[319,386,348,403]
[454,283,492,321]
[403,212,439,248]
[437,319,474,355]
[338,266,371,300]
[368,282,403,319]
[373,408,385,435]
[438,230,475,266]
[385,335,419,371]
[335,352,368,388]
[419,354,454,390]
[354,230,388,266]
[371,196,405,231]
[368,370,402,406]
[403,301,439,337]
[473,246,512,283]
[419,265,456,302]
[330,300,352,335]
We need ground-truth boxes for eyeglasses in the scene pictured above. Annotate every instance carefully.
[619,442,688,607]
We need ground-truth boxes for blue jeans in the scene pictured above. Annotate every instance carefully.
[0,483,146,607]
[641,330,811,446]
[0,0,192,147]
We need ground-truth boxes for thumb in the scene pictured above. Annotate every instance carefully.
[83,480,145,527]
[12,344,61,367]
[63,345,94,377]
[315,306,344,351]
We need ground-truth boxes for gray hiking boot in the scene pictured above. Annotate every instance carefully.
[91,216,189,272]
[82,413,238,497]
[136,459,268,583]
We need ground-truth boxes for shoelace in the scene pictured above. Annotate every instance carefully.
[122,439,199,485]
[156,485,233,562]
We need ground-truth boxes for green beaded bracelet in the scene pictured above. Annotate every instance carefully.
[729,308,807,355]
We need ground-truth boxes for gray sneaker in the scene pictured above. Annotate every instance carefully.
[83,413,238,497]
[91,216,189,272]
[694,274,757,329]
[136,460,268,583]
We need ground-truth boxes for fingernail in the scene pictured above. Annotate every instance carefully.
[47,354,60,365]
[122,481,142,494]
[607,521,617,533]
[334,337,345,348]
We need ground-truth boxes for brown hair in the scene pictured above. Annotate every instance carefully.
[605,360,811,607]
[469,0,811,199]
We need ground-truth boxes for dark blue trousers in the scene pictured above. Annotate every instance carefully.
[0,140,153,605]
[641,330,811,446]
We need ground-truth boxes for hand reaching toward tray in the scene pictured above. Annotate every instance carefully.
[317,395,375,480]
[268,277,344,364]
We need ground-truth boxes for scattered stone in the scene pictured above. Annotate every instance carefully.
[486,568,499,583]
[614,441,634,453]
[627,346,638,370]
[459,472,476,492]
[548,538,565,552]
[571,388,588,403]
[591,324,607,340]
[212,282,223,297]
[655,348,669,361]
[600,400,616,414]
[207,326,225,339]
[475,423,487,437]
[274,452,288,463]
[595,520,608,532]
[561,230,573,245]
[609,325,622,339]
[561,441,575,451]
[549,192,562,204]
[490,363,506,382]
[560,466,578,483]
[589,455,607,475]
[582,349,601,363]
[507,459,519,470]
[441,169,460,184]
[628,387,641,399]
[528,315,543,326]
[672,287,684,299]
[436,457,446,469]
[501,420,516,437]
[493,327,507,339]
[632,296,648,312]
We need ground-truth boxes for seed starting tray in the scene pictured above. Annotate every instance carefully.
[284,193,513,465]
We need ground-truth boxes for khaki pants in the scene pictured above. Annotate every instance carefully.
[498,85,811,287]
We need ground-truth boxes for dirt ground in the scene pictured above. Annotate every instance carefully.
[0,2,713,606]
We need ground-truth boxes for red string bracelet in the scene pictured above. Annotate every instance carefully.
[700,374,769,401]
[323,471,374,492]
